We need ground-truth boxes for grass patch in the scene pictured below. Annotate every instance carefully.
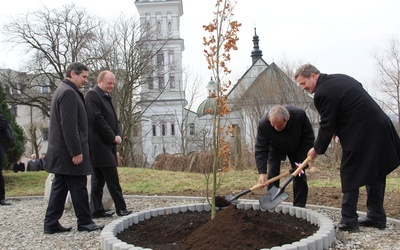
[3,167,399,197]
[4,171,48,196]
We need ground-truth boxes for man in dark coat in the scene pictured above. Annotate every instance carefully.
[0,113,12,205]
[85,70,131,218]
[13,160,25,173]
[39,153,46,170]
[43,62,103,234]
[255,105,314,207]
[26,154,41,171]
[295,64,400,232]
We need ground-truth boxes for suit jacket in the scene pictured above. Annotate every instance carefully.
[27,160,41,171]
[255,106,315,174]
[46,79,92,176]
[314,73,400,191]
[85,85,121,168]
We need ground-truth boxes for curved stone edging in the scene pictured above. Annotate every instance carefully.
[100,201,335,250]
[9,195,400,226]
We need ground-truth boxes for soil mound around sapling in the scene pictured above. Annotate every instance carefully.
[117,205,318,250]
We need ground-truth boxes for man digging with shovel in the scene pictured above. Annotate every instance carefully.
[255,105,314,208]
[295,64,400,233]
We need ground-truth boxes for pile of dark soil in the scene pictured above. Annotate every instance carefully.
[118,205,318,250]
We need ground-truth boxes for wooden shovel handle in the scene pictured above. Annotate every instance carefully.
[249,171,291,192]
[291,156,311,177]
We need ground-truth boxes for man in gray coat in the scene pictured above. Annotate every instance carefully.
[43,62,103,234]
[85,70,131,218]
[295,64,400,232]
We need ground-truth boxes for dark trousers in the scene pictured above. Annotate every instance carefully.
[91,167,127,213]
[267,157,308,207]
[340,173,387,225]
[44,174,93,229]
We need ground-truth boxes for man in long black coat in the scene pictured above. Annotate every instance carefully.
[295,64,400,232]
[85,70,131,218]
[0,114,12,205]
[44,62,103,234]
[255,105,314,207]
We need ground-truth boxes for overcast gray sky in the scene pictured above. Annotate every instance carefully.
[1,0,399,104]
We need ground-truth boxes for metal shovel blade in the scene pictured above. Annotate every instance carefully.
[224,194,240,204]
[259,186,289,210]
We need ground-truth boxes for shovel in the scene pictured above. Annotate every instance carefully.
[259,156,311,210]
[215,170,291,208]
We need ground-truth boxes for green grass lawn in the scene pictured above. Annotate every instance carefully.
[3,167,399,197]
[4,168,259,197]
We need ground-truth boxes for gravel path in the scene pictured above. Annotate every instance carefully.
[0,196,399,250]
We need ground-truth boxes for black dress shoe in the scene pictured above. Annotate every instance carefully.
[116,209,132,216]
[77,223,104,232]
[44,225,72,234]
[0,200,11,205]
[92,210,115,218]
[334,223,359,233]
[358,217,386,229]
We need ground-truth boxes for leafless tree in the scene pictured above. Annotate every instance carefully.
[23,122,44,159]
[372,35,400,128]
[175,69,208,155]
[0,4,103,157]
[2,4,102,117]
[2,5,172,166]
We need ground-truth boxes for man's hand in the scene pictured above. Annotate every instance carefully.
[294,162,306,176]
[114,135,122,145]
[258,174,267,186]
[72,154,83,165]
[307,148,318,161]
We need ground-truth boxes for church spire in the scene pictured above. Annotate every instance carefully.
[251,27,263,64]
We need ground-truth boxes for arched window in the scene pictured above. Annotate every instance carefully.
[161,123,166,136]
[157,21,162,34]
[168,21,172,33]
[189,123,195,135]
[146,22,151,36]
[171,123,175,136]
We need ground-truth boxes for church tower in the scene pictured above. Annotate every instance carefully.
[135,0,186,166]
[251,28,263,64]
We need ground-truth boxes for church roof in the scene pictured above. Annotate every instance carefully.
[196,97,215,117]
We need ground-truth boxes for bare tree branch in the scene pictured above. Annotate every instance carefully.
[372,35,400,127]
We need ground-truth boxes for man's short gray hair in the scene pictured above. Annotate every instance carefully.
[294,64,320,79]
[268,105,290,121]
